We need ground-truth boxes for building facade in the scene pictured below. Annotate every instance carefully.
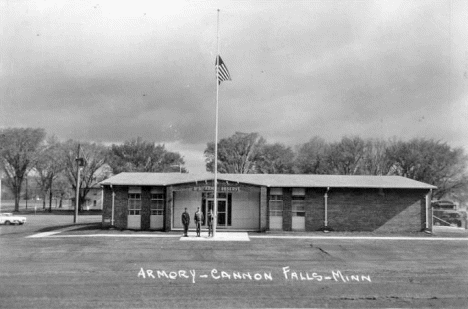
[82,186,103,210]
[100,173,436,232]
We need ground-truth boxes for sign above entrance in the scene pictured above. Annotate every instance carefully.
[193,186,240,192]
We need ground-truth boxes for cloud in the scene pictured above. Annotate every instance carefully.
[1,0,467,172]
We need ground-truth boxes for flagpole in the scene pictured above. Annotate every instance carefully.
[213,9,220,238]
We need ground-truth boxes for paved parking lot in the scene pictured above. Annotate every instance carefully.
[1,215,467,308]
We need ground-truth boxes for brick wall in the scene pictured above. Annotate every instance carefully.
[100,185,144,230]
[165,186,173,232]
[305,188,326,231]
[268,187,429,232]
[140,187,151,231]
[282,188,292,231]
[102,186,112,227]
[260,186,267,232]
[110,186,129,229]
[325,188,428,232]
[266,187,270,230]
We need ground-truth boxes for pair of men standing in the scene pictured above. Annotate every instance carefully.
[181,207,214,237]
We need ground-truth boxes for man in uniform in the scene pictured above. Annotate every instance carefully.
[207,209,214,237]
[194,207,204,237]
[181,208,190,237]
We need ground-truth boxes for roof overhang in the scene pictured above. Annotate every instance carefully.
[99,173,437,190]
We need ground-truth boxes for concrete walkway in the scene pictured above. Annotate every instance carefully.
[26,225,85,238]
[26,226,468,241]
[249,235,468,241]
[179,232,250,241]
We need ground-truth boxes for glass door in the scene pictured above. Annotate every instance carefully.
[206,199,228,227]
[217,200,227,227]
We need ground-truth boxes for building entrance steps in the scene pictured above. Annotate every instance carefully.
[179,232,250,241]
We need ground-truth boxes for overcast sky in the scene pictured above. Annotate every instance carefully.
[1,0,468,173]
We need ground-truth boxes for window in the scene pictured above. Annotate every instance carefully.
[128,193,141,215]
[292,188,306,217]
[269,194,283,216]
[151,193,164,215]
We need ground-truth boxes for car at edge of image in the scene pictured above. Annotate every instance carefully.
[433,209,465,227]
[431,200,457,210]
[0,213,27,225]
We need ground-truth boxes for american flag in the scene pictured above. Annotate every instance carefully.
[216,55,231,84]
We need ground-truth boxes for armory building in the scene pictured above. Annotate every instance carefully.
[100,173,436,232]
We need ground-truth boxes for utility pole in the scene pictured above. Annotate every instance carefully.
[25,177,28,209]
[75,167,81,222]
[74,144,85,224]
[48,187,53,213]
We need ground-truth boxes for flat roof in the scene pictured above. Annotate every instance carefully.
[100,172,436,189]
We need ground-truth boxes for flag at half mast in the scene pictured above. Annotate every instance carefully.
[216,55,231,84]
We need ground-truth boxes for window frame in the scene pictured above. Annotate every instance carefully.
[269,194,283,217]
[150,193,165,215]
[128,193,142,215]
[291,190,306,217]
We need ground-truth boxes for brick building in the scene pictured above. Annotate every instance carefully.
[100,173,436,232]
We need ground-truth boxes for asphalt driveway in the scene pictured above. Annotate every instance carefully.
[1,215,467,308]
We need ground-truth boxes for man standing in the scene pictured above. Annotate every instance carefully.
[181,208,190,237]
[207,209,214,237]
[194,207,204,237]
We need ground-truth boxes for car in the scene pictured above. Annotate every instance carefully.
[433,209,464,227]
[0,213,27,225]
[431,200,457,210]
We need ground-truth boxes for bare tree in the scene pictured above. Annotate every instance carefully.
[205,132,265,173]
[34,136,66,212]
[361,138,392,175]
[256,143,295,174]
[326,136,366,175]
[386,138,468,198]
[294,136,329,174]
[0,128,46,212]
[53,174,73,209]
[108,137,186,174]
[62,140,111,212]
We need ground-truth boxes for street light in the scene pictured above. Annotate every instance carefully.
[74,157,86,224]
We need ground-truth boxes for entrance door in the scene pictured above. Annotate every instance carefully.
[206,199,228,227]
[127,191,142,230]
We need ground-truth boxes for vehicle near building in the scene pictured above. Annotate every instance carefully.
[431,200,466,228]
[431,200,457,210]
[0,213,27,225]
[433,209,465,227]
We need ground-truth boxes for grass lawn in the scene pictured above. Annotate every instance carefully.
[0,199,102,216]
[0,215,467,308]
